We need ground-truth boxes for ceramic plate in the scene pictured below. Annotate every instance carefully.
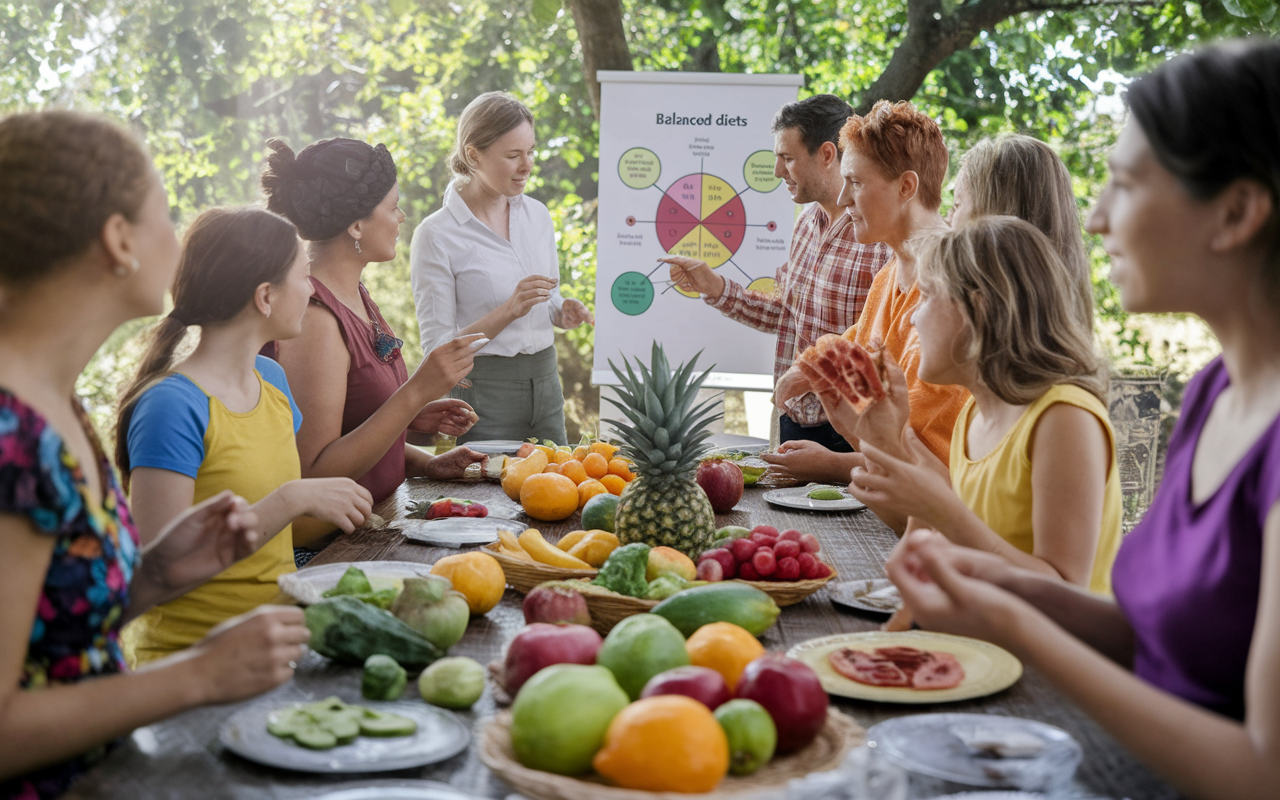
[308,783,485,800]
[277,561,432,606]
[219,701,470,773]
[787,630,1022,703]
[396,517,526,546]
[867,713,1082,790]
[830,578,903,616]
[762,484,866,512]
[458,439,527,456]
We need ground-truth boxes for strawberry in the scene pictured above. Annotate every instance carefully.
[774,539,801,560]
[799,534,822,554]
[776,556,801,581]
[752,548,777,577]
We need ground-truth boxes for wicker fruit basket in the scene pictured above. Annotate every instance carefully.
[736,567,839,607]
[483,543,597,593]
[479,708,864,800]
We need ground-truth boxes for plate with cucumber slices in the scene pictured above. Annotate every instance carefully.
[219,697,470,773]
[762,484,866,512]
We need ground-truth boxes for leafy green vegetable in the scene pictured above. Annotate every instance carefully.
[591,543,651,597]
[323,566,372,598]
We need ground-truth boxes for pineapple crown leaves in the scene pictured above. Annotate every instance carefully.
[604,344,724,477]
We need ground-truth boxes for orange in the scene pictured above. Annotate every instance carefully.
[559,459,588,486]
[600,474,627,496]
[608,458,635,481]
[577,478,608,509]
[572,445,589,462]
[542,462,562,475]
[589,441,621,460]
[593,695,729,792]
[430,552,505,614]
[685,622,765,692]
[520,473,579,522]
[583,452,609,480]
[551,449,573,465]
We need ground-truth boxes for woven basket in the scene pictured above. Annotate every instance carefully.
[576,588,659,635]
[737,567,839,607]
[479,708,864,800]
[482,543,597,593]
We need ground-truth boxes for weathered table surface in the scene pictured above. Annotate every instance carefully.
[67,477,1178,800]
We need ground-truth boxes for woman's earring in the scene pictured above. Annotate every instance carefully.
[354,239,362,254]
[112,258,141,277]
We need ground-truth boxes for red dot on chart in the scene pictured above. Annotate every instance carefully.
[626,216,636,226]
[766,221,777,231]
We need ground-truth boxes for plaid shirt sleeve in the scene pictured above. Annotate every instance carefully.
[704,265,786,334]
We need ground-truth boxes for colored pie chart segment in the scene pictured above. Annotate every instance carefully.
[658,173,747,269]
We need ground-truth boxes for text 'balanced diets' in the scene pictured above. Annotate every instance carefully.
[595,71,803,386]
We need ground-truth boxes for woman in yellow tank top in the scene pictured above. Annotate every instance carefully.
[112,207,376,664]
[851,215,1121,593]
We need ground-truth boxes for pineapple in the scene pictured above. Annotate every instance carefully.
[604,344,723,557]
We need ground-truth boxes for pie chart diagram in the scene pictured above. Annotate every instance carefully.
[656,173,747,269]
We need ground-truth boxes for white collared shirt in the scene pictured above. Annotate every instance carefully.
[410,182,565,357]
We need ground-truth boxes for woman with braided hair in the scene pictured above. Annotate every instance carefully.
[410,92,594,444]
[261,137,486,547]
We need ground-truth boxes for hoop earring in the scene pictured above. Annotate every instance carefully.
[354,239,362,254]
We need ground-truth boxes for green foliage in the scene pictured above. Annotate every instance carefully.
[5,0,1272,440]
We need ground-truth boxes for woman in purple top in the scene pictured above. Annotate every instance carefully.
[886,40,1280,799]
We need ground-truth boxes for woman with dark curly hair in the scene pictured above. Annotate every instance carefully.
[261,137,486,548]
[0,110,307,800]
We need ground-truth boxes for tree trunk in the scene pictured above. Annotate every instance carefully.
[564,0,634,118]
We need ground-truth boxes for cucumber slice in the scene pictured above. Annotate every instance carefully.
[358,708,418,737]
[292,723,338,750]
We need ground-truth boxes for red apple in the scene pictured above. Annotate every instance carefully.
[502,623,602,694]
[696,459,744,513]
[522,585,591,626]
[735,655,828,752]
[640,666,732,710]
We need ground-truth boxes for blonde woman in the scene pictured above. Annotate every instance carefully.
[851,217,1120,591]
[410,92,594,444]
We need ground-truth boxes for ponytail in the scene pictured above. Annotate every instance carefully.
[113,315,189,486]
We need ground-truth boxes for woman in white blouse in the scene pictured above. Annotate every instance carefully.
[411,92,593,444]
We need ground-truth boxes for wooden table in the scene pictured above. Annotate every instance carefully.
[67,477,1179,800]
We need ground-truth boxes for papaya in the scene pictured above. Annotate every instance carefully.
[649,583,780,637]
[501,450,550,501]
[304,595,442,670]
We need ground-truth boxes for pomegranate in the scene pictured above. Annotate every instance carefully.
[735,654,828,752]
[522,585,592,627]
[640,666,732,710]
[502,623,603,694]
[696,459,744,513]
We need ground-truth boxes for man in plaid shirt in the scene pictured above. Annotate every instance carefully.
[664,95,890,451]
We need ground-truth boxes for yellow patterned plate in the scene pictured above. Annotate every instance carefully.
[786,630,1022,704]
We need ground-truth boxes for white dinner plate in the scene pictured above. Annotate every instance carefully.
[220,700,469,773]
[458,439,527,456]
[308,782,485,800]
[277,561,433,606]
[867,713,1082,790]
[830,578,904,615]
[395,517,527,547]
[762,484,866,512]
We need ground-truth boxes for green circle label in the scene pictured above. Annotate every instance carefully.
[618,148,661,189]
[743,150,781,192]
[611,271,655,316]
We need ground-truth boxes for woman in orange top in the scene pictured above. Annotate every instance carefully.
[768,101,968,529]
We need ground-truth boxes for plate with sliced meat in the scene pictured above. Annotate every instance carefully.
[786,631,1022,703]
[794,334,888,413]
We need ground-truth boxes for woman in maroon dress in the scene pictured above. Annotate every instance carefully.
[260,137,485,550]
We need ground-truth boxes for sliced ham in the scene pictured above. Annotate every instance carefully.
[828,645,965,690]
